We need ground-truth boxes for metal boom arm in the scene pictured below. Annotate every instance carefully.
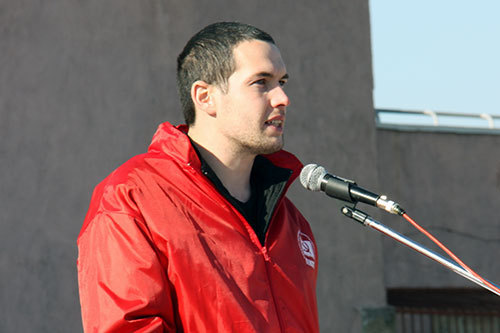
[341,206,500,297]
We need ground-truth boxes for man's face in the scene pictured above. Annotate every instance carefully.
[212,39,290,156]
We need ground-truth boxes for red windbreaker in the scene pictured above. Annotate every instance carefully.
[77,122,319,332]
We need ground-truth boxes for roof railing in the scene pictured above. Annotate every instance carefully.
[375,108,500,134]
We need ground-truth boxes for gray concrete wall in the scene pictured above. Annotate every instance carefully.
[376,129,500,288]
[1,1,383,332]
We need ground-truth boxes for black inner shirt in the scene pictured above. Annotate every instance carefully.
[189,137,292,246]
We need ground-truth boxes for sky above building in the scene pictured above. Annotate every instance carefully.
[370,1,500,116]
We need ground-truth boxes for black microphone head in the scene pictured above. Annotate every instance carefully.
[300,164,327,191]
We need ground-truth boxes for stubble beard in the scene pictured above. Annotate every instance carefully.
[239,134,285,156]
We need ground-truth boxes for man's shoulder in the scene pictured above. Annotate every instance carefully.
[100,152,158,187]
[79,150,179,238]
[95,148,185,202]
[92,150,177,201]
[280,196,306,220]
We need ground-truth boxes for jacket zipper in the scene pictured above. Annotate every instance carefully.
[190,163,291,331]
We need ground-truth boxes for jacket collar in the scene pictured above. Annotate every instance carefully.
[148,122,201,169]
[148,122,303,184]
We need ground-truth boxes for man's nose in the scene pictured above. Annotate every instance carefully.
[270,86,290,109]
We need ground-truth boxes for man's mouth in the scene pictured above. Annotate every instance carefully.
[265,119,283,127]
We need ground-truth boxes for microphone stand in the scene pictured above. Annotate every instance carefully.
[341,206,500,297]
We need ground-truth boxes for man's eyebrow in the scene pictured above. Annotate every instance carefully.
[253,72,289,80]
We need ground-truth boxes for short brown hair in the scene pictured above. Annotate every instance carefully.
[176,22,275,125]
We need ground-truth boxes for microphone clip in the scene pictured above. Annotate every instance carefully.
[341,206,370,226]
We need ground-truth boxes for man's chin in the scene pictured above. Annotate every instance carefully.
[256,138,284,155]
[238,135,285,156]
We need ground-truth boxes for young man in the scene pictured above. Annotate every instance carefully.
[78,22,319,332]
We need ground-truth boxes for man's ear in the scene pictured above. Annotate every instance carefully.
[191,80,216,117]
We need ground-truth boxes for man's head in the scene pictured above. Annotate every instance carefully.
[177,22,275,126]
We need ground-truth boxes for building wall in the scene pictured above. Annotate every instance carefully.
[376,129,500,289]
[1,1,384,332]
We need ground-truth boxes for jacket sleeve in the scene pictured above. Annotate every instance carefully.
[77,212,177,332]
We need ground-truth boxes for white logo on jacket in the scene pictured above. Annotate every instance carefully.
[297,231,315,269]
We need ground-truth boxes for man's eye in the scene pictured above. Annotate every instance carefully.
[279,80,287,87]
[254,79,266,85]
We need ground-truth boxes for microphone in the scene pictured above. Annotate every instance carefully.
[300,164,404,215]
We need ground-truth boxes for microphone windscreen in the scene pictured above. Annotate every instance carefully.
[300,164,326,191]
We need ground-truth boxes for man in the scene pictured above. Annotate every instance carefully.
[78,22,319,332]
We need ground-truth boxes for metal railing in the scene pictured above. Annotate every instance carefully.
[375,109,500,134]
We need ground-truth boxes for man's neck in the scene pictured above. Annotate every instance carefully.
[188,132,255,202]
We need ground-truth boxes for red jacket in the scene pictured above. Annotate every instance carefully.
[77,122,319,332]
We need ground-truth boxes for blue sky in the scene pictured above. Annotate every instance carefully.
[370,1,500,116]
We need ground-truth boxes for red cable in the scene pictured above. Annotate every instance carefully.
[402,212,500,295]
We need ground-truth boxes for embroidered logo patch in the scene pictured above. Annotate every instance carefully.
[297,231,315,269]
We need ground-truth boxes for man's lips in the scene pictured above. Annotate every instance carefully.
[265,119,284,126]
[264,116,285,127]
